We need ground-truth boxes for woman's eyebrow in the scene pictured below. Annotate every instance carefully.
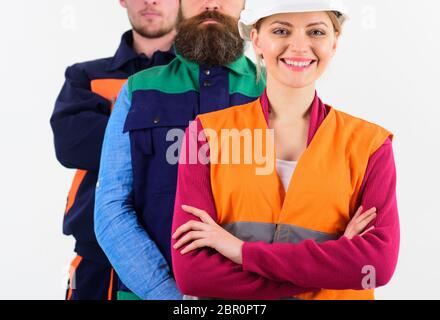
[307,21,329,28]
[270,21,329,28]
[270,21,293,27]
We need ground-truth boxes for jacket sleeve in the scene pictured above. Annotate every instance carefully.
[241,138,400,290]
[171,118,317,300]
[50,64,112,171]
[95,84,182,300]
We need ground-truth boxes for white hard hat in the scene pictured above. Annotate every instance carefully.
[239,0,349,40]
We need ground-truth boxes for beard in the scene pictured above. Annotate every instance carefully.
[174,11,244,67]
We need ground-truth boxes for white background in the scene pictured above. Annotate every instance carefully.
[0,0,439,300]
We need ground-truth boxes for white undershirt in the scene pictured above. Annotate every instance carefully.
[276,159,298,192]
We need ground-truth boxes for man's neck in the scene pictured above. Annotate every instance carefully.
[132,29,176,58]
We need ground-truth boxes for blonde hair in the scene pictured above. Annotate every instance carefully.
[254,11,344,83]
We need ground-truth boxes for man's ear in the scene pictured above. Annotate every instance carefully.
[250,28,263,57]
[119,0,127,9]
[240,0,246,10]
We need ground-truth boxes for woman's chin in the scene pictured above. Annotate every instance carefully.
[280,78,315,90]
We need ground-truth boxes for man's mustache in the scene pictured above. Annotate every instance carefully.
[187,11,229,25]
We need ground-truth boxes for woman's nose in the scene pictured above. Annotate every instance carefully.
[287,32,311,54]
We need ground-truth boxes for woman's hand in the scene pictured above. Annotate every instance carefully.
[172,205,244,264]
[343,206,377,239]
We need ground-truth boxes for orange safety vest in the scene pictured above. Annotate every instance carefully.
[198,99,393,300]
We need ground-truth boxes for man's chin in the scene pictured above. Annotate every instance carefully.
[134,26,173,39]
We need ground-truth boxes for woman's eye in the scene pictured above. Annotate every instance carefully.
[309,29,326,37]
[273,29,289,36]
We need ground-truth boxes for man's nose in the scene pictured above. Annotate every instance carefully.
[203,0,220,12]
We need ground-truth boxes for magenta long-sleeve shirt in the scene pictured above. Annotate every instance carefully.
[171,91,400,299]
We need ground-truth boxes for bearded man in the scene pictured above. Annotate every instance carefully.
[94,0,265,300]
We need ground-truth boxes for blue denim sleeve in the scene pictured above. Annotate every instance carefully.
[94,83,182,300]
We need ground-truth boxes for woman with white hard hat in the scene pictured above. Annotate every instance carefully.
[172,0,399,300]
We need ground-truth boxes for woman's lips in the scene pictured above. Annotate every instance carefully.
[281,58,317,72]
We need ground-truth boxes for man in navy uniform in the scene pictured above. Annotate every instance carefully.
[50,0,179,300]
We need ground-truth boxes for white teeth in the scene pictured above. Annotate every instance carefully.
[284,60,312,67]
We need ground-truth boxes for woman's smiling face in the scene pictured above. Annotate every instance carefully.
[251,11,339,89]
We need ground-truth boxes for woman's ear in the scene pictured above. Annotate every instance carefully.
[331,32,340,57]
[250,28,263,57]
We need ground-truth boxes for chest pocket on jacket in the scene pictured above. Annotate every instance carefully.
[123,99,196,205]
[123,101,196,158]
